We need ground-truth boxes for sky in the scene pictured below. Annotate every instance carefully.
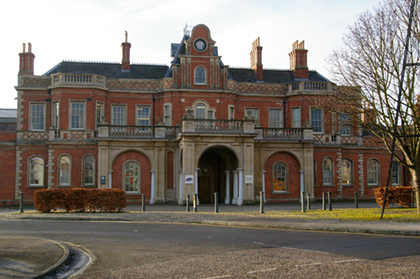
[0,0,381,109]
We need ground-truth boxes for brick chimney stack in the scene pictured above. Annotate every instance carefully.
[250,37,263,81]
[19,43,35,75]
[289,40,308,79]
[121,31,131,71]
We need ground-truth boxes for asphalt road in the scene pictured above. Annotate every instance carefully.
[1,219,420,278]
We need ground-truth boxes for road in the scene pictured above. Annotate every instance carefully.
[1,219,420,278]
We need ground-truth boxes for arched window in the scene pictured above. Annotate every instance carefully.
[59,155,71,186]
[323,157,333,185]
[83,155,95,186]
[367,159,379,185]
[195,103,206,119]
[273,162,287,192]
[391,161,400,185]
[124,161,140,193]
[342,159,352,185]
[29,157,44,186]
[195,67,206,85]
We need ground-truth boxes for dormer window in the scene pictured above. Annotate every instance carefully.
[195,67,206,85]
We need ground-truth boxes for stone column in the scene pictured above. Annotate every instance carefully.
[238,168,244,206]
[232,170,238,204]
[150,170,156,204]
[225,171,230,204]
[262,170,267,203]
[195,168,200,205]
[178,170,183,205]
[108,170,113,189]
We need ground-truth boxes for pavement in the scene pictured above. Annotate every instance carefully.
[0,201,419,278]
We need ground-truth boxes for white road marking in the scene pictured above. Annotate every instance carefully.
[253,242,264,245]
[204,275,232,279]
[295,263,323,267]
[247,268,276,274]
[334,259,361,263]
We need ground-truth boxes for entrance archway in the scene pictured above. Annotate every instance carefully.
[197,146,238,203]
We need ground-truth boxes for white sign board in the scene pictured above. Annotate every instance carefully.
[245,175,253,184]
[185,175,194,184]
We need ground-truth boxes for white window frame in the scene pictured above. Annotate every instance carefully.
[112,105,127,126]
[52,101,59,129]
[96,102,104,127]
[268,108,283,128]
[163,103,172,126]
[367,159,380,186]
[28,156,45,187]
[292,107,301,128]
[136,105,151,126]
[272,162,288,193]
[194,66,207,85]
[58,155,71,186]
[70,101,86,130]
[323,157,333,186]
[310,107,323,134]
[391,161,400,185]
[339,113,351,136]
[30,103,46,131]
[82,155,95,186]
[228,105,235,120]
[341,158,353,185]
[123,161,141,193]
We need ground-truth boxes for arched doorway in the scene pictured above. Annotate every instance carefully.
[198,146,238,203]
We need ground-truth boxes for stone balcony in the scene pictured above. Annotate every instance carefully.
[50,73,106,88]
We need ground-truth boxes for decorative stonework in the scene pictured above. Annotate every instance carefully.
[341,137,359,145]
[107,79,160,91]
[336,150,342,198]
[358,153,364,197]
[48,148,55,188]
[18,76,51,88]
[236,82,286,94]
[14,148,22,199]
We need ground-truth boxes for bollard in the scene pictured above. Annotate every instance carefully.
[19,192,24,213]
[260,191,265,214]
[193,194,198,212]
[355,192,358,208]
[301,191,306,213]
[328,191,332,211]
[322,192,326,210]
[186,194,190,212]
[214,193,219,213]
[141,194,146,212]
[307,193,311,211]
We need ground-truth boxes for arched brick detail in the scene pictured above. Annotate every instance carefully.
[112,151,151,199]
[264,152,300,201]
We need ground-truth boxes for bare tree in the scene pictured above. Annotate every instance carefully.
[326,0,420,211]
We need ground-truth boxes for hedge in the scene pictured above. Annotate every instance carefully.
[34,188,127,213]
[374,186,414,208]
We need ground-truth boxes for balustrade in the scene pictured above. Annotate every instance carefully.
[194,120,244,132]
[260,128,303,139]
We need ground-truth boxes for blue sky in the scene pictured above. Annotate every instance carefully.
[0,0,380,108]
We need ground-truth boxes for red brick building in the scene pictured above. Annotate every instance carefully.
[0,24,408,206]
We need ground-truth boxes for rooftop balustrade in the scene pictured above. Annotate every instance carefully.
[51,73,106,87]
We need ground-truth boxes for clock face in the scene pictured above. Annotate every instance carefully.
[194,39,206,51]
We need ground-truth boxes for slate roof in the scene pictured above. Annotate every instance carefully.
[44,62,169,79]
[228,68,330,84]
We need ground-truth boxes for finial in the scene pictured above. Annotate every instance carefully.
[183,23,191,37]
[125,30,128,43]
